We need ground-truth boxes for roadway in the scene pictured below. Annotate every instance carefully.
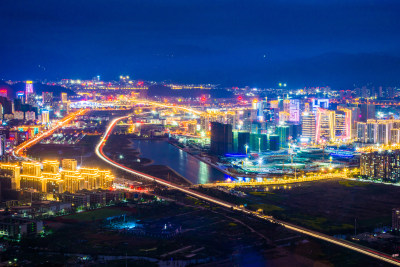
[95,115,400,266]
[13,109,88,160]
[202,173,348,187]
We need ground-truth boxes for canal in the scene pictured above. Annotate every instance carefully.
[129,139,226,184]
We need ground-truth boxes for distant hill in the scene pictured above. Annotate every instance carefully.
[0,81,76,99]
[147,84,233,98]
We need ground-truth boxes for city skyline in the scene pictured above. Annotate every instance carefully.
[2,1,400,266]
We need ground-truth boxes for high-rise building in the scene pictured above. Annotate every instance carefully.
[276,125,290,148]
[41,110,50,124]
[22,162,42,176]
[361,150,400,183]
[16,91,24,102]
[61,93,68,103]
[0,89,7,98]
[278,111,290,124]
[43,160,60,173]
[210,122,233,155]
[315,108,335,142]
[13,111,24,120]
[367,120,378,143]
[377,120,392,145]
[357,122,367,143]
[62,159,78,171]
[268,134,280,151]
[232,131,250,154]
[249,133,268,152]
[25,81,35,105]
[25,111,36,121]
[288,99,300,122]
[301,112,316,143]
[392,208,400,232]
[336,106,352,140]
[0,134,5,160]
[391,129,400,144]
[42,92,53,105]
[312,99,329,114]
[360,104,375,122]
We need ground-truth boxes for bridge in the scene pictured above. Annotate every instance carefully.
[96,115,400,266]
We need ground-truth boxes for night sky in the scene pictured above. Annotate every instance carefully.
[1,0,400,88]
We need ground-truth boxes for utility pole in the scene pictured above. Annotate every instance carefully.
[355,218,357,236]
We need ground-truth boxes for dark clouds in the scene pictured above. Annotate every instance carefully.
[0,0,399,88]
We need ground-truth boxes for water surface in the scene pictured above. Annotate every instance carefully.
[129,139,226,184]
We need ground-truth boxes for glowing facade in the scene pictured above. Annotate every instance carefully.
[25,81,34,104]
[288,99,300,122]
[335,107,352,140]
[301,112,316,142]
[62,159,77,171]
[315,108,335,142]
[41,110,50,124]
[0,163,21,190]
[61,93,68,103]
[0,160,114,194]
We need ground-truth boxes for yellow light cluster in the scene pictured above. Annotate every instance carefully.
[0,159,114,194]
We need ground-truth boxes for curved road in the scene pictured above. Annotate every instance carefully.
[96,115,400,266]
[13,109,88,160]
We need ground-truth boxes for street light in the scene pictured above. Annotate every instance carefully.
[245,144,249,155]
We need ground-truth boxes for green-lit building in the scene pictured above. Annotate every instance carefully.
[232,131,250,154]
[276,125,290,148]
[249,133,268,152]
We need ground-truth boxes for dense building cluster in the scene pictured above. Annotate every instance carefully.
[360,150,400,182]
[0,159,114,194]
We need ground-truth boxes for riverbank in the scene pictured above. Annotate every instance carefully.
[167,140,237,180]
[104,134,192,186]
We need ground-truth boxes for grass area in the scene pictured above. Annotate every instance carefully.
[61,208,128,222]
[289,216,354,233]
[248,191,275,196]
[338,180,368,187]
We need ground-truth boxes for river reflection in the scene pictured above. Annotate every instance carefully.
[128,139,226,184]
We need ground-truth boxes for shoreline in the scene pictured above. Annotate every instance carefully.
[167,140,239,180]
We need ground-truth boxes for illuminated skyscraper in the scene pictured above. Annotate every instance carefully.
[301,112,316,143]
[336,106,352,140]
[61,93,68,103]
[312,99,329,114]
[25,81,33,94]
[0,89,7,98]
[42,92,53,105]
[25,81,34,104]
[41,110,50,124]
[315,108,335,142]
[391,129,400,144]
[288,99,300,122]
[377,120,393,145]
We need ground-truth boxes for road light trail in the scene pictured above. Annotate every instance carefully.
[13,109,88,160]
[96,115,400,266]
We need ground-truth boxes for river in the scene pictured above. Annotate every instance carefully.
[128,139,226,184]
